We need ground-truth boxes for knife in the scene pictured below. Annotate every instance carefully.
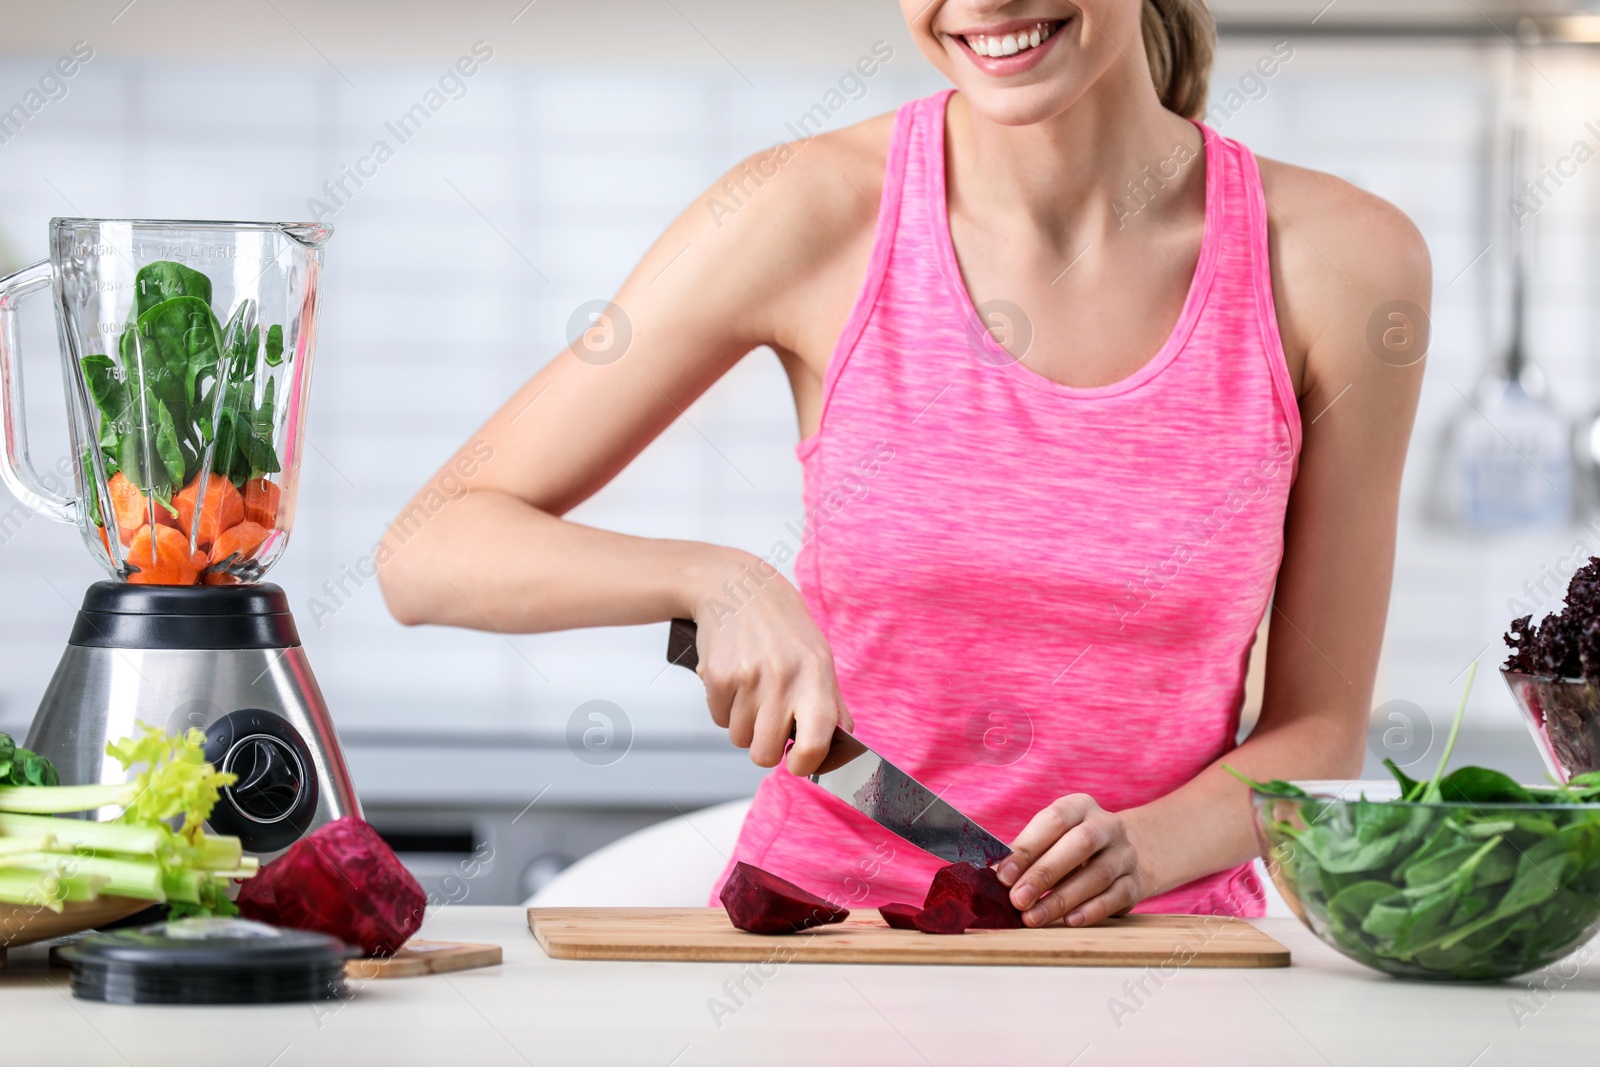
[667,618,1012,867]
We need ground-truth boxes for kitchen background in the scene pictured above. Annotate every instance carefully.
[0,0,1597,904]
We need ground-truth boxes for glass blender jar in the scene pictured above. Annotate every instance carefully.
[0,219,358,858]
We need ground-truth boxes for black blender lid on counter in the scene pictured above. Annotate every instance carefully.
[59,918,356,1005]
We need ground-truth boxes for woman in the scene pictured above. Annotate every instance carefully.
[378,0,1427,926]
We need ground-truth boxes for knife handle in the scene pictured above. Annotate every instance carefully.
[667,617,699,672]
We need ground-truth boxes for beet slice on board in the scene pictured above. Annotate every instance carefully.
[912,897,977,935]
[237,816,426,957]
[924,862,1024,929]
[878,903,922,930]
[720,862,849,935]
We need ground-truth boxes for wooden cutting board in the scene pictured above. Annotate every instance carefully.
[346,940,503,980]
[0,895,152,968]
[529,908,1289,968]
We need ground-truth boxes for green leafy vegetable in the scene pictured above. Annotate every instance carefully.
[1253,662,1600,980]
[1383,758,1421,799]
[131,259,211,315]
[1436,767,1533,805]
[1223,764,1310,798]
[0,726,255,916]
[78,261,287,545]
[1418,661,1476,802]
[264,323,284,366]
[0,733,60,787]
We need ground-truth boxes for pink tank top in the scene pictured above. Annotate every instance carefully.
[714,91,1301,917]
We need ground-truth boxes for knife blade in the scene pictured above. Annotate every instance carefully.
[666,618,1012,867]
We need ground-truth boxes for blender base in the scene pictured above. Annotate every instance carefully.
[24,582,360,861]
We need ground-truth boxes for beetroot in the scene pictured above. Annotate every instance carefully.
[878,903,922,930]
[924,862,1023,929]
[237,817,426,956]
[912,897,977,934]
[720,861,848,934]
[877,863,1024,936]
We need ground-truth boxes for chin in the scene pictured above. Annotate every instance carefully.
[904,2,1132,127]
[958,81,1090,127]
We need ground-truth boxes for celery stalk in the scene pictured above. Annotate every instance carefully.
[195,834,242,870]
[58,855,164,900]
[208,856,260,881]
[0,834,55,854]
[53,871,109,903]
[0,782,127,815]
[0,853,164,900]
[0,868,108,910]
[0,812,163,854]
[165,867,203,904]
[31,869,109,904]
[0,727,257,919]
[0,867,54,908]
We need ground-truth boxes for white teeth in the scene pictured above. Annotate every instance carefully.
[965,22,1052,59]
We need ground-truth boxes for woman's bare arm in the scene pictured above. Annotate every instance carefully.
[375,129,885,773]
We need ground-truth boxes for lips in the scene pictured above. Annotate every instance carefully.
[949,18,1067,75]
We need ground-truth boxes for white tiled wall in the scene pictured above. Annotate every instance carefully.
[0,39,1597,763]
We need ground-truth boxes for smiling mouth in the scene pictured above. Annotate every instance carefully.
[957,19,1065,58]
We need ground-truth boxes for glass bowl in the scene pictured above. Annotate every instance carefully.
[1252,780,1600,981]
[1502,670,1600,783]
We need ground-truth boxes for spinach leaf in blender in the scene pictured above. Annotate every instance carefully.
[131,259,211,315]
[264,323,284,366]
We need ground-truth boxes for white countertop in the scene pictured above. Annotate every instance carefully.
[3,908,1595,1066]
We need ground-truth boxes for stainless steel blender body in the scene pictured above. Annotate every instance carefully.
[26,582,360,860]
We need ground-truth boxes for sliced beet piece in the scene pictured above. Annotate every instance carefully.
[237,817,426,957]
[924,862,1024,929]
[878,903,922,930]
[912,897,976,935]
[720,861,848,935]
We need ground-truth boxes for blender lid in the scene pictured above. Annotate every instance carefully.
[59,918,355,1004]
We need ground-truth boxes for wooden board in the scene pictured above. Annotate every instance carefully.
[529,908,1289,968]
[0,895,152,967]
[346,940,503,980]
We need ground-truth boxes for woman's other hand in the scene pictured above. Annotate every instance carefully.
[996,795,1152,927]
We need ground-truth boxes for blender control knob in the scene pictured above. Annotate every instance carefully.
[224,734,305,824]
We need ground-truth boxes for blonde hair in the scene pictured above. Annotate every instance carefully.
[1140,0,1216,119]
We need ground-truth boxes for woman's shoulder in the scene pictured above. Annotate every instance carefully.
[1251,154,1431,395]
[691,110,899,355]
[1254,155,1428,268]
[708,110,898,241]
